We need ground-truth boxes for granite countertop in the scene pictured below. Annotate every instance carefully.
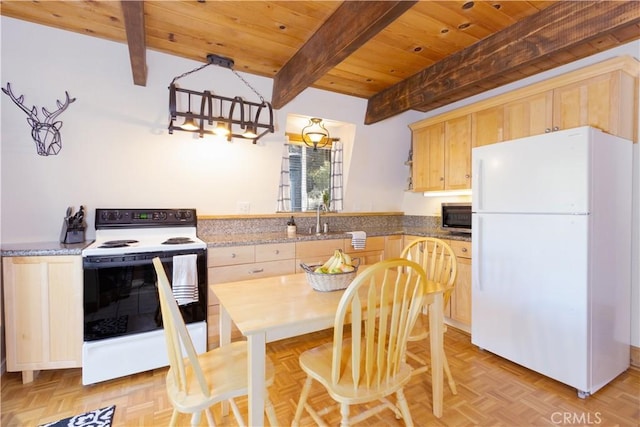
[1,241,92,257]
[1,228,470,256]
[200,227,471,247]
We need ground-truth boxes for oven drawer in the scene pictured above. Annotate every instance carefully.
[207,245,255,267]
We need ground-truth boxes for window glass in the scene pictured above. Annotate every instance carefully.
[288,144,331,211]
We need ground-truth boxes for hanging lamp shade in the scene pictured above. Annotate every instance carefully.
[180,94,199,131]
[301,117,329,150]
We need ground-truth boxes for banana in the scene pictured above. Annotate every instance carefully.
[314,250,355,274]
[342,251,352,266]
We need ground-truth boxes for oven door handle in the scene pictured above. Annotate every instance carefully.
[83,249,205,269]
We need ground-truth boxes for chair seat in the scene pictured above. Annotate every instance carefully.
[167,340,276,413]
[300,338,414,405]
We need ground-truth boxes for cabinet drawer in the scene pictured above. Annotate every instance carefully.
[449,240,471,259]
[296,239,344,258]
[343,236,385,252]
[255,242,295,262]
[207,245,254,267]
[208,259,295,285]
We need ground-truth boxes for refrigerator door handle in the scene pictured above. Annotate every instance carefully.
[474,159,483,211]
[475,216,483,291]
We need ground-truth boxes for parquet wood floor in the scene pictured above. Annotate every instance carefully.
[1,327,638,426]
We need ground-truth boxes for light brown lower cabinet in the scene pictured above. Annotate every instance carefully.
[402,235,472,332]
[344,236,385,266]
[207,243,296,348]
[2,255,83,383]
[447,240,472,332]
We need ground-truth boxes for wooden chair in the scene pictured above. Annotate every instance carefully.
[152,258,278,427]
[401,237,458,394]
[292,258,430,427]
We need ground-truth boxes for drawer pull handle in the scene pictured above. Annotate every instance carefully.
[461,247,468,252]
[275,250,280,255]
[249,268,264,274]
[231,253,236,258]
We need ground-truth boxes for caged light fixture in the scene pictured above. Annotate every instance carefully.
[301,117,330,150]
[168,54,274,143]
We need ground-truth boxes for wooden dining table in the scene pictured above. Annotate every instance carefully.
[212,268,445,426]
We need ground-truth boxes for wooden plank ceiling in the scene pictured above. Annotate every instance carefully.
[2,1,639,124]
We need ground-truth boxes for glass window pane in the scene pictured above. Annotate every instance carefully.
[288,145,331,212]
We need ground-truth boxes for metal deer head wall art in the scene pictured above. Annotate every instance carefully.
[2,82,76,156]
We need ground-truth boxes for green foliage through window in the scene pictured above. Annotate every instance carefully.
[288,144,331,211]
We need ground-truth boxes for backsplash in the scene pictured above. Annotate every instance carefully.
[197,214,439,235]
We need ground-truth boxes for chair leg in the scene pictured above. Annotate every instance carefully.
[169,409,179,426]
[340,403,350,427]
[264,390,279,426]
[292,376,313,426]
[204,408,217,427]
[396,388,414,427]
[442,349,457,395]
[190,411,201,427]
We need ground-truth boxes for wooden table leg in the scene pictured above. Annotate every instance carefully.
[429,292,444,418]
[219,306,231,416]
[247,333,267,427]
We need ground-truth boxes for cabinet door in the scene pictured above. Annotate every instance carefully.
[3,256,83,375]
[344,236,385,267]
[448,240,472,330]
[384,235,403,259]
[412,123,445,192]
[553,71,634,140]
[295,239,345,272]
[504,91,553,140]
[450,257,472,328]
[444,115,472,190]
[472,106,504,147]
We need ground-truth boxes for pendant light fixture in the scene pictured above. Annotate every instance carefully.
[213,98,230,136]
[301,117,330,150]
[180,93,199,131]
[168,54,274,143]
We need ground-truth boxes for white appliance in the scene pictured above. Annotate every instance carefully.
[81,208,208,385]
[471,126,632,398]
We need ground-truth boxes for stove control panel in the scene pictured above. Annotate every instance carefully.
[95,208,197,228]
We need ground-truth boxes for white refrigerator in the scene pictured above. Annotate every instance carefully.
[471,126,632,397]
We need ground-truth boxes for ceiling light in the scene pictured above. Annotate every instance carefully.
[168,54,274,142]
[180,94,199,131]
[301,117,330,150]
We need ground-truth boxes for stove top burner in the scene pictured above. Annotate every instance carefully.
[162,237,195,245]
[99,239,139,248]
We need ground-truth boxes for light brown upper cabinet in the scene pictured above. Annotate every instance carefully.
[553,71,636,141]
[472,69,636,147]
[411,116,471,192]
[411,56,638,169]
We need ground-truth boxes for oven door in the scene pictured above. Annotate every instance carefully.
[82,248,207,341]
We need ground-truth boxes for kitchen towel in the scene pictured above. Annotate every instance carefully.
[347,231,367,250]
[172,254,199,306]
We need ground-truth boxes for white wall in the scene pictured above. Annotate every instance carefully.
[0,16,421,243]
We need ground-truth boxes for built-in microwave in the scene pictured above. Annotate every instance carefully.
[441,203,472,234]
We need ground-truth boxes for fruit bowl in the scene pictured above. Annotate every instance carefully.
[300,257,360,292]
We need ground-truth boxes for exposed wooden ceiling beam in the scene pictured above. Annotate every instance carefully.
[271,0,418,109]
[365,1,640,124]
[121,0,147,86]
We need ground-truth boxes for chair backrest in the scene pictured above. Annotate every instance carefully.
[401,237,458,308]
[330,258,428,388]
[153,257,210,399]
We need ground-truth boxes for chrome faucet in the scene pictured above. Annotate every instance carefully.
[315,204,322,235]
